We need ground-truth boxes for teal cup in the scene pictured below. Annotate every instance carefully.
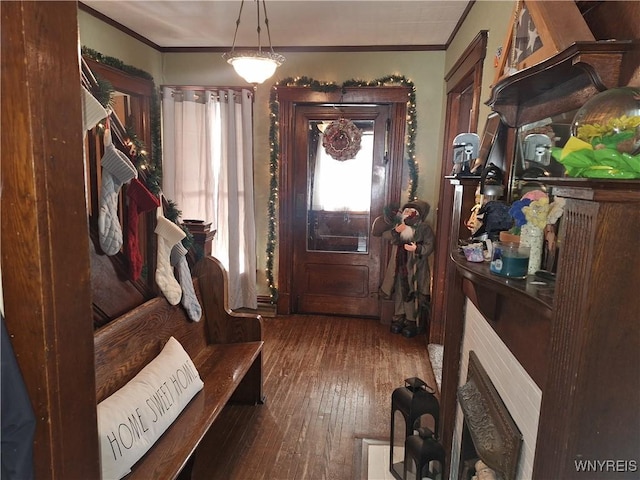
[490,241,530,279]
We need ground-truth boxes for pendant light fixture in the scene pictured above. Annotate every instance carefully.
[223,0,285,85]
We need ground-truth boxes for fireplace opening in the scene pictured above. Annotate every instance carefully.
[457,351,523,480]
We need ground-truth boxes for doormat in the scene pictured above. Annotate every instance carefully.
[354,437,396,480]
[356,436,444,480]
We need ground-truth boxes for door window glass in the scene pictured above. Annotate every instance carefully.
[306,120,374,253]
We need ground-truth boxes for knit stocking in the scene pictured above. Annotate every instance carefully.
[155,208,185,305]
[125,178,160,281]
[171,243,202,322]
[81,87,107,184]
[81,86,107,133]
[98,144,137,256]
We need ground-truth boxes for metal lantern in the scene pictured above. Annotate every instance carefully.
[389,377,440,480]
[403,430,446,480]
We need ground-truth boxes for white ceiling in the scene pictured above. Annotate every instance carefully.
[81,0,472,50]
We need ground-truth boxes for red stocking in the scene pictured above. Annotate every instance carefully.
[125,178,160,281]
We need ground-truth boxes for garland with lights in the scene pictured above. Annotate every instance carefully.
[266,75,419,303]
[81,46,193,247]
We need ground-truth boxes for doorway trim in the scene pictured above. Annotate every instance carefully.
[430,30,487,343]
[274,85,411,314]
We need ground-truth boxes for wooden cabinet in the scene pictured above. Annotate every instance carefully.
[439,40,640,479]
[534,182,639,478]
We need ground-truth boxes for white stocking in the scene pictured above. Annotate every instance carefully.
[155,208,185,305]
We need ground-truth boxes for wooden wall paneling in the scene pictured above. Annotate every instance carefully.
[1,2,100,478]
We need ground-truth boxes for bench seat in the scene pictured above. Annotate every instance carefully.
[125,341,263,480]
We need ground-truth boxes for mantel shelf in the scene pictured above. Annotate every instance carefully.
[486,40,637,128]
[451,252,554,317]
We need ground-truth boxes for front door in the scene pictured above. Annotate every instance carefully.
[291,105,390,316]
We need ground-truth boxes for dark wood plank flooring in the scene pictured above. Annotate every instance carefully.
[191,314,438,480]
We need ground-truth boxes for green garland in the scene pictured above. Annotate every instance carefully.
[82,46,154,81]
[81,46,193,249]
[266,75,419,303]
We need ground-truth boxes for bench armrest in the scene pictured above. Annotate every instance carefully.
[194,256,263,344]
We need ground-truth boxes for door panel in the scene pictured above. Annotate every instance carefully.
[292,105,390,316]
[305,264,369,294]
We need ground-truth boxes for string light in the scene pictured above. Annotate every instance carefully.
[265,74,419,303]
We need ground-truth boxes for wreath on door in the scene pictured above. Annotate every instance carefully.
[322,118,362,161]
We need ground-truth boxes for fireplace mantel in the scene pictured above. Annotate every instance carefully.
[442,166,640,480]
[438,37,640,480]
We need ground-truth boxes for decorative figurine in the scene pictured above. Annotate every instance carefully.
[372,200,435,337]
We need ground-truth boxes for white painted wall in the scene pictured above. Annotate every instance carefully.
[444,1,515,140]
[78,10,163,82]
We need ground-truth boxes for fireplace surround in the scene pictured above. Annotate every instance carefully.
[448,300,542,480]
[457,351,522,480]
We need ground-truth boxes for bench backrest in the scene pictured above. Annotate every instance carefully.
[94,283,208,403]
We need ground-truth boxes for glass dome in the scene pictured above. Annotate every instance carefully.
[551,86,640,179]
[572,86,640,154]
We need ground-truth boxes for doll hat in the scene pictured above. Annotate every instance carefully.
[402,200,430,219]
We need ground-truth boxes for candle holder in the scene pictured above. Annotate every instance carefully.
[389,377,439,480]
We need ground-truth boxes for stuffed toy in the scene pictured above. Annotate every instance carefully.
[472,200,512,241]
[373,200,435,338]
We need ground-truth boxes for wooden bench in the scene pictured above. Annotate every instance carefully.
[94,256,264,479]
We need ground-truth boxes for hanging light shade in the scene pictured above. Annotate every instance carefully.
[223,0,285,85]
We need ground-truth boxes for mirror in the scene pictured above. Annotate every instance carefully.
[511,109,578,199]
[471,112,507,175]
[306,119,374,253]
[82,55,159,327]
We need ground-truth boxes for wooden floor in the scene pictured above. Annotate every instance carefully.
[191,313,438,480]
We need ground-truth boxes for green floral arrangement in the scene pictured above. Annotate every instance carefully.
[551,114,640,179]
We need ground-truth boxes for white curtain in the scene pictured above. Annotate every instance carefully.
[162,87,257,309]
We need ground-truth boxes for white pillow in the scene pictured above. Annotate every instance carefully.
[97,336,204,480]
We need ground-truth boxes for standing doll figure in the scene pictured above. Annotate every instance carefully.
[373,200,435,337]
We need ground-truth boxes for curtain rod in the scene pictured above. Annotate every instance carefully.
[162,85,252,93]
[162,85,254,102]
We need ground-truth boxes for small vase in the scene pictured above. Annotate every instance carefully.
[499,231,521,244]
[520,223,543,275]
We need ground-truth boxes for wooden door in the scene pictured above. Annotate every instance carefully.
[290,105,390,316]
